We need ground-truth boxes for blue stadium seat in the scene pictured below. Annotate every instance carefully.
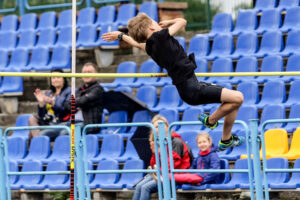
[18,13,37,32]
[116,140,140,162]
[23,160,68,190]
[17,136,50,164]
[10,160,43,190]
[92,134,124,162]
[48,46,71,70]
[7,137,27,161]
[237,82,259,105]
[57,9,72,29]
[176,108,204,134]
[77,25,99,48]
[181,159,230,190]
[259,104,286,131]
[41,135,70,164]
[55,26,72,48]
[188,35,209,58]
[255,9,282,34]
[256,80,286,109]
[276,0,299,11]
[10,114,33,139]
[35,28,56,49]
[0,76,23,96]
[16,30,37,51]
[114,86,132,93]
[254,31,283,58]
[5,48,29,72]
[210,159,252,189]
[158,68,172,86]
[281,54,300,82]
[207,13,233,38]
[175,37,186,52]
[231,10,257,36]
[152,85,182,112]
[255,55,283,83]
[231,105,258,134]
[253,0,277,12]
[180,131,199,158]
[77,7,96,28]
[264,158,289,188]
[139,1,158,22]
[278,30,300,57]
[89,159,119,189]
[205,34,233,60]
[100,111,128,135]
[192,58,208,83]
[229,32,258,59]
[86,135,99,160]
[0,31,17,52]
[136,85,157,110]
[0,14,18,32]
[285,104,300,132]
[128,59,161,87]
[206,57,233,84]
[125,110,152,135]
[96,5,116,27]
[0,50,9,71]
[284,80,300,108]
[28,47,51,71]
[101,62,137,88]
[231,57,258,84]
[280,7,300,33]
[101,159,144,189]
[269,158,300,189]
[99,24,119,49]
[159,109,179,130]
[37,11,57,31]
[114,3,136,27]
[9,161,18,184]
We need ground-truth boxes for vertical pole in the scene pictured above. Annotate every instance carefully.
[75,124,86,199]
[245,125,255,200]
[86,0,92,7]
[18,0,25,15]
[158,122,171,200]
[261,125,270,200]
[153,126,163,200]
[250,120,264,200]
[81,129,91,200]
[0,128,8,200]
[70,0,77,198]
[166,128,176,199]
[206,0,211,30]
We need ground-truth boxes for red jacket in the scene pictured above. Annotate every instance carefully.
[150,132,191,170]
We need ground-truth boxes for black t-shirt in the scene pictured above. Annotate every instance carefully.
[146,28,196,85]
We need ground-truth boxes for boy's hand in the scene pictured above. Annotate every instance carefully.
[101,31,121,41]
[159,20,173,28]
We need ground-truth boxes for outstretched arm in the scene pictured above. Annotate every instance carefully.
[159,18,187,36]
[101,31,146,51]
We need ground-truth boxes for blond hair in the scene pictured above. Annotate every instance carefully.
[196,132,212,145]
[149,115,169,142]
[128,13,153,43]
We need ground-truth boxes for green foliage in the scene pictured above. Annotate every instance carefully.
[48,192,70,200]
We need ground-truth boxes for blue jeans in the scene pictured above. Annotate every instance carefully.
[132,174,158,200]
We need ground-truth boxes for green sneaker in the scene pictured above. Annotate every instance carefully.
[217,134,245,152]
[198,114,218,130]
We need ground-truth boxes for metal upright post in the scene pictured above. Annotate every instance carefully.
[86,0,92,7]
[18,0,25,15]
[0,128,8,200]
[250,119,264,200]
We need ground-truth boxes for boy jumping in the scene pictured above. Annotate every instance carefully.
[102,13,244,151]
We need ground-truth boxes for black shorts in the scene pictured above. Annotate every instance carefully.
[175,75,223,105]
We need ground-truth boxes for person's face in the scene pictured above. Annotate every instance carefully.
[51,72,64,89]
[197,136,211,152]
[149,20,162,32]
[153,119,169,138]
[82,65,97,84]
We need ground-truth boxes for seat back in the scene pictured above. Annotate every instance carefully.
[11,114,33,138]
[7,137,27,160]
[259,31,283,52]
[188,35,209,56]
[100,134,124,158]
[50,135,70,160]
[50,46,71,70]
[17,160,43,185]
[18,13,37,32]
[210,34,233,55]
[77,25,97,46]
[105,111,128,133]
[77,7,96,27]
[210,13,233,34]
[234,10,257,32]
[179,131,199,157]
[26,136,50,160]
[136,85,157,108]
[260,104,286,130]
[285,30,300,51]
[157,85,181,107]
[29,47,50,69]
[233,105,258,132]
[36,28,56,48]
[265,158,289,184]
[96,5,116,26]
[231,159,252,183]
[260,80,286,104]
[86,135,99,159]
[114,61,137,84]
[286,54,300,72]
[139,2,158,22]
[175,37,186,52]
[9,160,18,184]
[115,3,136,26]
[93,159,119,185]
[235,32,258,54]
[264,129,289,156]
[128,110,152,133]
[258,9,282,30]
[137,59,160,84]
[57,9,72,28]
[277,0,299,10]
[291,158,300,181]
[43,160,68,185]
[0,50,9,69]
[159,109,179,127]
[17,30,37,49]
[287,80,300,103]
[281,7,300,30]
[194,58,208,81]
[289,128,300,154]
[259,55,283,80]
[178,108,204,132]
[121,140,139,160]
[208,57,233,82]
[234,56,258,80]
[254,0,277,11]
[1,76,23,94]
[237,81,259,105]
[55,26,72,47]
[37,11,57,30]
[120,159,144,187]
[0,14,18,32]
[0,32,17,50]
[8,48,29,69]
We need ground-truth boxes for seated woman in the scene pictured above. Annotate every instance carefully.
[132,115,192,200]
[28,69,71,140]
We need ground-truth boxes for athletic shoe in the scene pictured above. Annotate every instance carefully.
[198,114,218,130]
[217,134,245,152]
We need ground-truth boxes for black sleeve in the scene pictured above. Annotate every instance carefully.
[172,137,184,158]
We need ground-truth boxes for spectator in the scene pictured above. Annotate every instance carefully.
[132,115,192,200]
[64,62,104,134]
[28,69,71,140]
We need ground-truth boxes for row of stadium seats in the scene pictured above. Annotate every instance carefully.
[252,0,299,12]
[208,6,300,38]
[0,76,23,95]
[0,2,158,33]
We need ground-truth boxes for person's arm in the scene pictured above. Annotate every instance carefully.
[101,31,146,51]
[159,18,187,36]
[75,86,103,108]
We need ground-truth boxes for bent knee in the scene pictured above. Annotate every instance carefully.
[235,91,244,105]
